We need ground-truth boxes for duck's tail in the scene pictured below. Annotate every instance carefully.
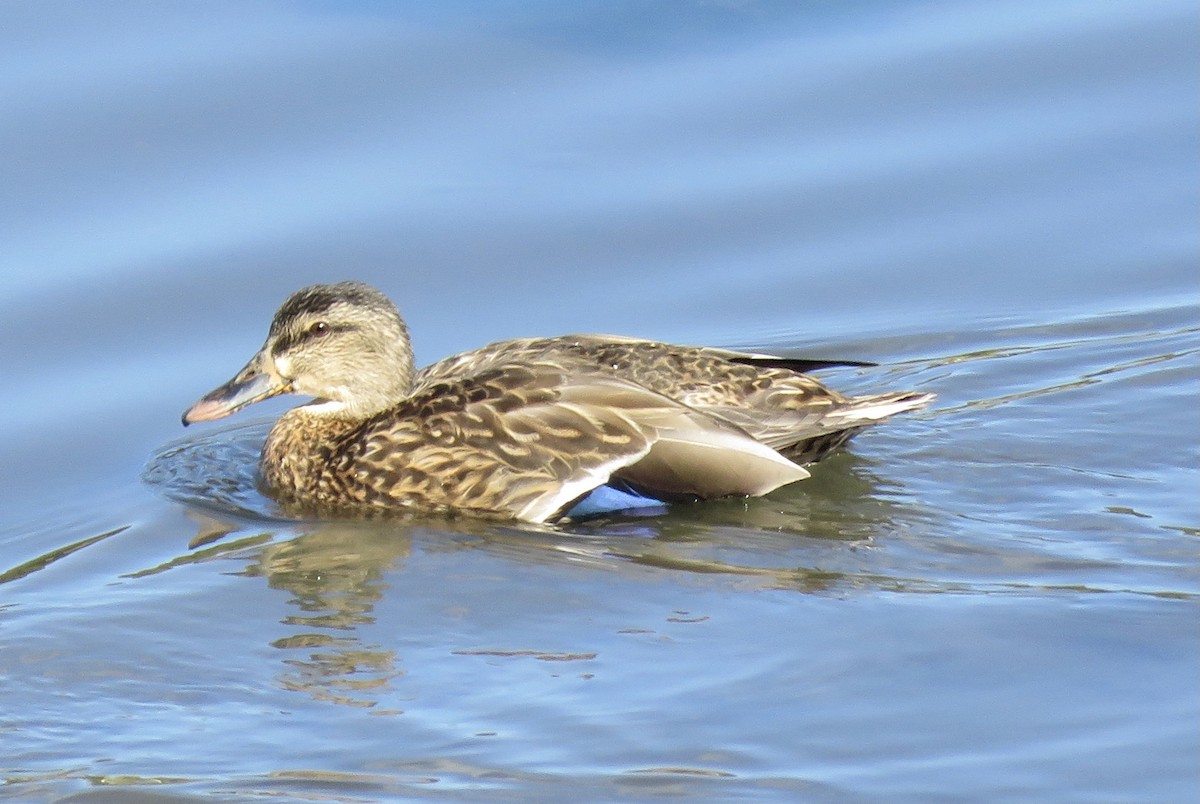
[772,390,935,464]
[824,390,936,426]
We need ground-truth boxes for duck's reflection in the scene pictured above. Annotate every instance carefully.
[241,522,415,709]
[157,450,925,708]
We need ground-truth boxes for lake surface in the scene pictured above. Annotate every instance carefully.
[2,1,1197,802]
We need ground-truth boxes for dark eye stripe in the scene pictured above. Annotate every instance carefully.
[272,322,356,354]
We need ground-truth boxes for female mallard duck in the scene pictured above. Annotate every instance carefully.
[183,281,933,522]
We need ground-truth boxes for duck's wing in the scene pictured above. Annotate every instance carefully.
[696,388,936,456]
[581,377,809,507]
[349,363,807,522]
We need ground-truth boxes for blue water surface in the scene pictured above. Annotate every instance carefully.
[1,1,1197,802]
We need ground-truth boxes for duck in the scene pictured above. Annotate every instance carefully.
[182,281,933,522]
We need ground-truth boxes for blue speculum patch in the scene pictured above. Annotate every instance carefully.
[564,483,671,519]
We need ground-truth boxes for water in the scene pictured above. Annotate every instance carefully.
[2,1,1198,802]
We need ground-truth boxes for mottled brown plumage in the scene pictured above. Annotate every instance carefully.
[183,281,933,522]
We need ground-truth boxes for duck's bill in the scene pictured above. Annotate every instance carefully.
[182,357,292,425]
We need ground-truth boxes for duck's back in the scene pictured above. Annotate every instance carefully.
[414,334,931,465]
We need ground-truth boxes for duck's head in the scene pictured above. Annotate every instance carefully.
[183,281,415,425]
